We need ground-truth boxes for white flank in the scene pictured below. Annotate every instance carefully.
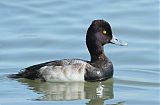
[39,60,87,82]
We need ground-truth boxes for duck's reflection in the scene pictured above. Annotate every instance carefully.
[18,79,113,103]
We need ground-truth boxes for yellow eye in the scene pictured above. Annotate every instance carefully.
[102,30,107,35]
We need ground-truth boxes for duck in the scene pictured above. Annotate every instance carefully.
[10,20,127,82]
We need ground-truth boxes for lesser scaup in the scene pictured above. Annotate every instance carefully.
[10,20,127,82]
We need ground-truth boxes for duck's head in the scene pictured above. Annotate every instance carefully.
[86,20,127,61]
[86,20,127,46]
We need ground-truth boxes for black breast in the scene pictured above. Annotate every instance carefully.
[84,60,113,81]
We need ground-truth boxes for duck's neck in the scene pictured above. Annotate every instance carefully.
[86,37,107,62]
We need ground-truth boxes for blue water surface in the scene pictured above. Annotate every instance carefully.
[0,0,159,105]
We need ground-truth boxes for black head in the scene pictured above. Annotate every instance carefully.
[86,20,127,62]
[86,20,113,46]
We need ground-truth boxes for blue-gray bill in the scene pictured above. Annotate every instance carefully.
[110,35,128,46]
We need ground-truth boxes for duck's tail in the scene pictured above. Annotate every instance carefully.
[8,72,24,79]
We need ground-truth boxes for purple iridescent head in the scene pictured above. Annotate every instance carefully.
[86,20,127,61]
[86,20,127,47]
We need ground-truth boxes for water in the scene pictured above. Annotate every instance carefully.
[0,0,159,105]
